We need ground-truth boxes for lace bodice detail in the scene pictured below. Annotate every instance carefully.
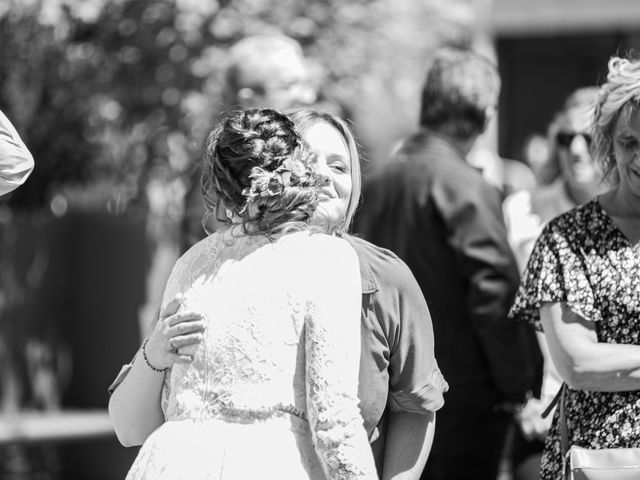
[158,228,377,479]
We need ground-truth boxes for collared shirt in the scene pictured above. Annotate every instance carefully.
[0,110,34,196]
[345,234,448,470]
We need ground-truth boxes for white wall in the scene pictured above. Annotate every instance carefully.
[492,0,640,36]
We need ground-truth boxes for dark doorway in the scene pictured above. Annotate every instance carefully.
[496,33,638,161]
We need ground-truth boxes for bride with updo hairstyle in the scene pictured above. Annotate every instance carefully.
[109,107,378,480]
[202,108,320,235]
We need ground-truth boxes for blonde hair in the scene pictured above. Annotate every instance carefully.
[286,110,362,233]
[593,56,640,183]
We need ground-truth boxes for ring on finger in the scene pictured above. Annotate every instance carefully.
[169,337,176,350]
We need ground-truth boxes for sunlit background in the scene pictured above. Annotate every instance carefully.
[1,0,639,478]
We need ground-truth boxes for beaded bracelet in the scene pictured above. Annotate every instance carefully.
[142,338,167,373]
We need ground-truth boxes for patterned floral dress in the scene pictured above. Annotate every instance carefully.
[510,199,640,480]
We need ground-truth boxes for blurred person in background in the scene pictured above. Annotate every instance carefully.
[510,55,640,480]
[354,47,542,480]
[222,34,317,111]
[521,133,553,186]
[504,87,606,272]
[182,33,319,250]
[503,86,606,480]
[467,145,537,198]
[0,109,34,196]
[110,108,448,480]
[110,107,378,480]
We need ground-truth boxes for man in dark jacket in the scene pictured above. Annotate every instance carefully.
[354,47,542,480]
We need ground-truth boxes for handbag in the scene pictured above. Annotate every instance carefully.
[557,383,640,479]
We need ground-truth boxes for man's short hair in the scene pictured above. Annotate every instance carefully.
[419,47,500,139]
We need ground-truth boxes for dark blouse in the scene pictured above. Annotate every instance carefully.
[345,235,448,470]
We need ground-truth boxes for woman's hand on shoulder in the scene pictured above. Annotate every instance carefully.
[144,294,206,370]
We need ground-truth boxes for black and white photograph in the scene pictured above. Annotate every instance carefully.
[1,1,640,479]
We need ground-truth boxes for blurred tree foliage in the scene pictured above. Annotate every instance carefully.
[0,0,481,214]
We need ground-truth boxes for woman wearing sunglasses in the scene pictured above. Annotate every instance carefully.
[502,86,607,480]
[504,86,607,273]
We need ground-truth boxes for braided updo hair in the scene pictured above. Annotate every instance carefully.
[201,108,321,235]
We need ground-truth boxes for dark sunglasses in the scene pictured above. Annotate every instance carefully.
[556,131,592,148]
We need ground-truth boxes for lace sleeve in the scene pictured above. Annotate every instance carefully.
[304,236,378,480]
[160,236,219,309]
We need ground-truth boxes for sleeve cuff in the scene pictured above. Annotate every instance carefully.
[388,368,449,414]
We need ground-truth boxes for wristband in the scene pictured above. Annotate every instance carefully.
[142,338,167,373]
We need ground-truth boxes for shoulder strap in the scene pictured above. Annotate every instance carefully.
[541,382,562,419]
[541,382,569,454]
[557,383,572,480]
[558,383,569,457]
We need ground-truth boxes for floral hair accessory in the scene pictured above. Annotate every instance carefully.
[240,147,318,210]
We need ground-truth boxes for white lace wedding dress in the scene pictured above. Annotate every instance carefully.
[126,228,377,480]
